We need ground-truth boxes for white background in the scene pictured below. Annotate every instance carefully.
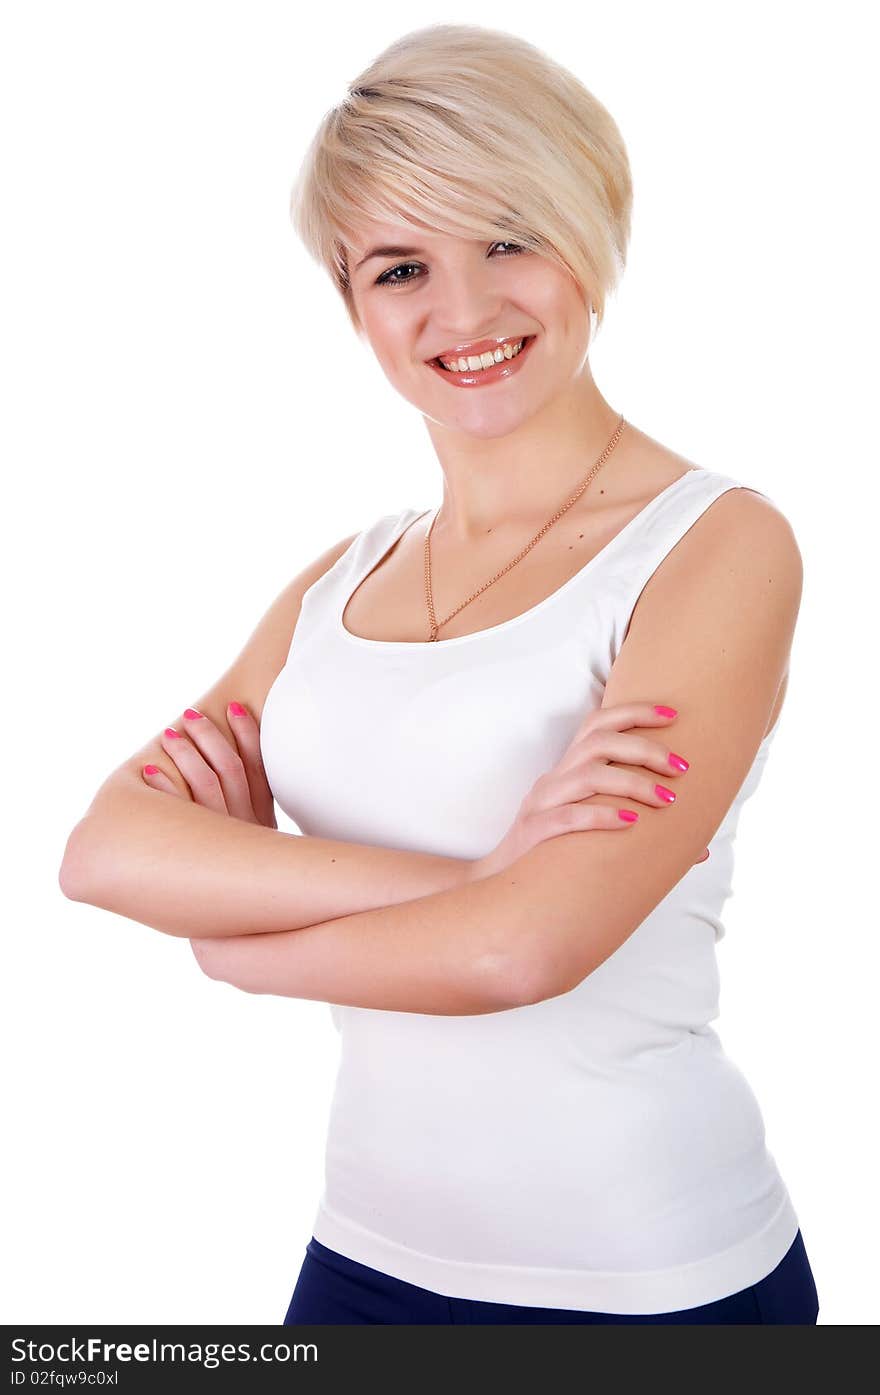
[3,0,876,1325]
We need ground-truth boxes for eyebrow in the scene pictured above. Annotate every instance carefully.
[354,245,425,272]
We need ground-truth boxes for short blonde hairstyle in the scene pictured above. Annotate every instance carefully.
[290,24,633,335]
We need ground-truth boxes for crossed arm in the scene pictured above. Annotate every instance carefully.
[192,489,802,1016]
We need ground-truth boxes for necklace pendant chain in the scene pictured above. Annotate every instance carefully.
[423,415,627,642]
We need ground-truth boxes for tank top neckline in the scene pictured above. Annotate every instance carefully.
[336,466,708,652]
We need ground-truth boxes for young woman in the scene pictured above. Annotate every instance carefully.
[60,24,819,1324]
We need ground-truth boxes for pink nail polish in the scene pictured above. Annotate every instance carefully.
[618,809,639,823]
[655,784,676,803]
[184,708,203,720]
[655,705,677,718]
[164,727,180,739]
[143,764,159,775]
[228,702,247,717]
[668,752,689,771]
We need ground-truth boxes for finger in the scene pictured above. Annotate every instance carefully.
[557,731,691,783]
[141,763,186,797]
[573,701,679,745]
[538,760,681,813]
[160,726,229,814]
[178,708,258,822]
[225,701,277,828]
[533,802,642,843]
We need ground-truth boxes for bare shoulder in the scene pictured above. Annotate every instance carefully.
[697,480,798,538]
[619,426,804,641]
[674,482,802,593]
[631,451,804,604]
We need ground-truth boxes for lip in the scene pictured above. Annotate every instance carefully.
[427,335,537,388]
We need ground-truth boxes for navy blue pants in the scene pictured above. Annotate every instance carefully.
[283,1228,819,1324]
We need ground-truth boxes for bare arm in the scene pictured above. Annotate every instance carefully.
[58,531,474,938]
[62,780,475,940]
[191,865,531,1016]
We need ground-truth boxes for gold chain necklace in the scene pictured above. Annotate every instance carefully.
[423,414,627,641]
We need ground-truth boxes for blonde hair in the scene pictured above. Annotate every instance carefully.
[290,24,633,335]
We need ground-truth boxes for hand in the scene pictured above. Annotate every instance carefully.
[141,702,277,829]
[473,701,709,879]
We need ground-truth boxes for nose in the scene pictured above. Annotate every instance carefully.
[429,263,507,346]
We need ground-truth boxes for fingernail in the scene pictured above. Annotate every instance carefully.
[618,809,639,823]
[143,764,159,775]
[184,708,203,720]
[164,727,180,738]
[655,705,677,718]
[668,752,689,771]
[655,784,676,803]
[228,702,247,717]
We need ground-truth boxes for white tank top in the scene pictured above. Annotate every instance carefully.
[260,466,801,1314]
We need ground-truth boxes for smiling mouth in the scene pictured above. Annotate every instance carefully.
[432,336,533,372]
[426,335,538,387]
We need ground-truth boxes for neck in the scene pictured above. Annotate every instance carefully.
[423,369,626,543]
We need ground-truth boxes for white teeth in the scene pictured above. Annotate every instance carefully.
[437,338,527,373]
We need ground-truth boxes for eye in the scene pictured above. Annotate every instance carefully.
[375,261,422,289]
[374,241,526,289]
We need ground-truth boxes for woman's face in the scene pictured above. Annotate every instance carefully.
[346,220,594,441]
